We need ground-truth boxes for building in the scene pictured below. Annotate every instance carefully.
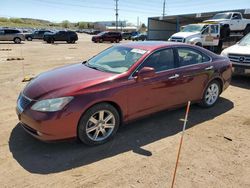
[147,9,250,40]
[93,21,126,31]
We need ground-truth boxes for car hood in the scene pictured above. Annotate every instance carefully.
[223,44,250,55]
[171,32,200,39]
[23,63,116,100]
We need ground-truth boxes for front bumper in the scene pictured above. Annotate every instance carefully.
[16,105,80,142]
[232,63,250,76]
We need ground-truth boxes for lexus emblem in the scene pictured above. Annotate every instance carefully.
[239,56,245,62]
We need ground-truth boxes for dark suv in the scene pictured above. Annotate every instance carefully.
[25,30,52,41]
[43,30,78,43]
[92,31,122,43]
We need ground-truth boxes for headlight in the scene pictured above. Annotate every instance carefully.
[220,50,228,57]
[31,96,73,112]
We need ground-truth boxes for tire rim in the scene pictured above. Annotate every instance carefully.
[205,83,219,105]
[86,110,115,141]
[15,38,21,43]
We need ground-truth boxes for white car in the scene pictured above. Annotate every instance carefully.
[221,33,250,75]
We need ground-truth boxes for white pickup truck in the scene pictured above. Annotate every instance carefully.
[169,23,220,47]
[203,12,250,36]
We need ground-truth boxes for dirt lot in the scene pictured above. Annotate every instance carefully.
[0,34,249,188]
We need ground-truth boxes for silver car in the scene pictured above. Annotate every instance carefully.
[0,29,25,43]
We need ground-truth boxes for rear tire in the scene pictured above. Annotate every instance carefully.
[77,103,120,145]
[27,36,32,41]
[200,80,221,108]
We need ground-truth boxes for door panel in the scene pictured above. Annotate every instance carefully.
[126,48,188,120]
[126,69,187,120]
[176,47,214,102]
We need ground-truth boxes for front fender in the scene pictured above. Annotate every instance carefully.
[187,37,202,45]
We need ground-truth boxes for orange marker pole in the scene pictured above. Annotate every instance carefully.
[171,101,191,188]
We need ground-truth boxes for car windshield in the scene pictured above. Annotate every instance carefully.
[212,13,232,19]
[182,24,206,32]
[239,34,250,45]
[85,46,147,74]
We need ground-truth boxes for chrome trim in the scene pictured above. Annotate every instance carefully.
[128,46,213,80]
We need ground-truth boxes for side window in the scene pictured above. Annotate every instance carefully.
[4,30,11,34]
[142,48,175,72]
[232,13,241,20]
[0,30,4,35]
[177,48,209,67]
[202,26,209,35]
[210,25,219,34]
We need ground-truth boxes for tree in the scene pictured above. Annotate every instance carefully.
[61,20,70,28]
[139,23,147,32]
[78,22,87,29]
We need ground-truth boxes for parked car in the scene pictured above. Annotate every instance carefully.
[221,33,250,76]
[122,32,132,40]
[131,33,147,41]
[43,30,78,43]
[204,12,250,37]
[92,31,122,43]
[16,42,232,145]
[25,30,52,41]
[0,28,25,43]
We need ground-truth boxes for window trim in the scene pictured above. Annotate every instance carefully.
[130,47,177,78]
[175,47,212,68]
[129,46,213,80]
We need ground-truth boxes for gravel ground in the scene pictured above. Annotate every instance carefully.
[0,34,249,188]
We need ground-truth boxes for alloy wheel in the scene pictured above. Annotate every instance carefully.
[85,110,115,142]
[205,83,219,105]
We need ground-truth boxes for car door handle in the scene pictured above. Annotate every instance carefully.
[168,74,179,80]
[205,66,214,70]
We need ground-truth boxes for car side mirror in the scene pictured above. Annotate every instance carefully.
[136,67,155,81]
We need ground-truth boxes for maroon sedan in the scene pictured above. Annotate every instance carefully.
[16,42,232,145]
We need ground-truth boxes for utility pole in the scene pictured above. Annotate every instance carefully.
[162,0,166,18]
[137,16,139,31]
[115,0,119,31]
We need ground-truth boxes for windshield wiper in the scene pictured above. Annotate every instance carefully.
[85,63,108,72]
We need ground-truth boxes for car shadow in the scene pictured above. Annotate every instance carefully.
[0,42,24,44]
[9,97,233,174]
[231,75,250,89]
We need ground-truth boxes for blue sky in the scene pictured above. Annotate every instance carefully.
[0,0,249,24]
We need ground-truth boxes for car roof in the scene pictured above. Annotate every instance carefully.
[120,41,189,51]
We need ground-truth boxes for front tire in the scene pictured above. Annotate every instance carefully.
[200,80,221,108]
[77,103,120,145]
[14,37,21,44]
[27,36,32,41]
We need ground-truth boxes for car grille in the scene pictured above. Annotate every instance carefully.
[170,37,184,42]
[17,93,32,112]
[228,53,250,64]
